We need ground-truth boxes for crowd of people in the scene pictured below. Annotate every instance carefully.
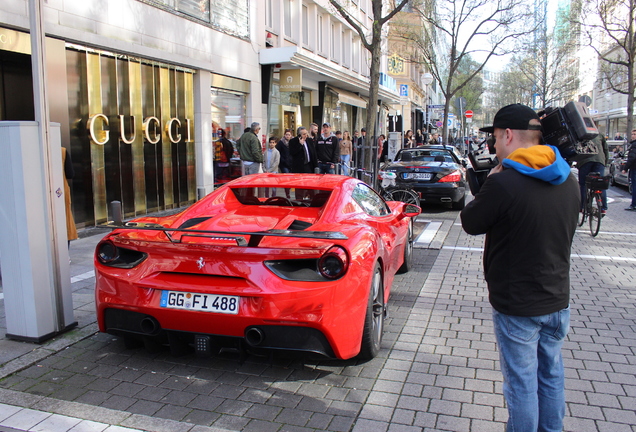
[213,122,386,182]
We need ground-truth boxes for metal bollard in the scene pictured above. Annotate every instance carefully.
[109,201,123,226]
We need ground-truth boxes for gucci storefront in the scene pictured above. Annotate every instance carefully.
[0,27,198,227]
[66,46,196,226]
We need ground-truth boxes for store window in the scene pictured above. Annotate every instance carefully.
[284,0,293,38]
[302,4,309,46]
[145,0,249,38]
[211,88,246,145]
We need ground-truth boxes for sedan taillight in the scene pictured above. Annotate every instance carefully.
[438,170,461,183]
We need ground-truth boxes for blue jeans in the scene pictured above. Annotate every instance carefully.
[318,162,335,174]
[340,154,351,176]
[578,162,607,210]
[493,307,570,432]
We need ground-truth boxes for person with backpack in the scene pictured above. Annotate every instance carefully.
[214,129,234,182]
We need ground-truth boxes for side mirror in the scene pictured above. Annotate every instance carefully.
[461,159,467,168]
[399,203,421,220]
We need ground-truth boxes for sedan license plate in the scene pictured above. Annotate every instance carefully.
[404,172,432,180]
[160,291,239,315]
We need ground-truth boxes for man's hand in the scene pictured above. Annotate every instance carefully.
[488,164,504,176]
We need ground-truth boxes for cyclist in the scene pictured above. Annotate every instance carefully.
[572,135,609,214]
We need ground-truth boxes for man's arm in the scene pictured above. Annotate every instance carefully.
[251,135,264,163]
[461,173,507,235]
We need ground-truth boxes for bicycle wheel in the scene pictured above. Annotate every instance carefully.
[385,188,420,206]
[589,192,602,237]
[578,206,586,226]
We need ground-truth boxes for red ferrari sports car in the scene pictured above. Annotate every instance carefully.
[95,173,420,360]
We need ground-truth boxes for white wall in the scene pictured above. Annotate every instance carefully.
[0,0,262,94]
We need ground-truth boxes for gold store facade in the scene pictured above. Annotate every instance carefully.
[1,26,198,227]
[66,46,196,226]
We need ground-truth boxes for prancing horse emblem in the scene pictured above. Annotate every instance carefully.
[196,257,205,270]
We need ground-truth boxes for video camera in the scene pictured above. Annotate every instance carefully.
[466,101,599,195]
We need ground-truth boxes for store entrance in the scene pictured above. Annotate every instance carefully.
[283,110,296,132]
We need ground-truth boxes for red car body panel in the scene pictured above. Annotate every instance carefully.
[95,174,417,359]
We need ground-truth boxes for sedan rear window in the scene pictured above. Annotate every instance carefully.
[399,150,455,163]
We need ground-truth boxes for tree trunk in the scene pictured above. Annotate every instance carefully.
[363,22,383,177]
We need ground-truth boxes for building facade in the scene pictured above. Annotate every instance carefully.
[1,0,396,228]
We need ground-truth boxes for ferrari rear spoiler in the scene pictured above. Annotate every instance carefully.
[100,221,348,247]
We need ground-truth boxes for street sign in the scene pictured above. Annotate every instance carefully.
[428,104,444,109]
[400,84,409,97]
[435,121,443,128]
[400,97,409,106]
[465,110,473,118]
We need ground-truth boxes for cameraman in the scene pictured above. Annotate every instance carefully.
[572,134,609,214]
[461,104,579,432]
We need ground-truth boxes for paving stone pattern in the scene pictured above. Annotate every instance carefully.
[0,185,635,431]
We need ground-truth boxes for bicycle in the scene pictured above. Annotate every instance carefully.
[378,171,421,207]
[578,172,610,237]
[350,166,420,207]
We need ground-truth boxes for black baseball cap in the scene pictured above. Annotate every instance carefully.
[480,104,542,133]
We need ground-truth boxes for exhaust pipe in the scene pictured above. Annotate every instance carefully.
[245,327,265,346]
[140,317,159,334]
[440,197,452,203]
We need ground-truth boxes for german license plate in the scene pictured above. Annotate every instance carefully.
[160,291,239,314]
[404,172,432,180]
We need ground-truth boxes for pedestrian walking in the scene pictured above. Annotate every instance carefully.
[263,136,280,197]
[340,131,353,175]
[621,129,636,211]
[460,104,579,432]
[237,122,263,175]
[315,122,339,174]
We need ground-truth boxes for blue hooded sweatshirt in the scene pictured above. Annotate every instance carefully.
[502,144,571,185]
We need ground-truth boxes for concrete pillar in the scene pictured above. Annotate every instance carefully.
[0,122,76,342]
[193,70,214,199]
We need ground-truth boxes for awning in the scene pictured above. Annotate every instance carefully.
[329,86,368,108]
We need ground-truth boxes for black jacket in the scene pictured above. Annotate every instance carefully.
[315,134,340,164]
[461,166,579,317]
[289,136,317,173]
[624,140,636,171]
[276,139,291,171]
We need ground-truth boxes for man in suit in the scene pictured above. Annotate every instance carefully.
[289,126,317,200]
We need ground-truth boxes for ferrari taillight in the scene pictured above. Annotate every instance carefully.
[438,170,461,183]
[318,246,349,280]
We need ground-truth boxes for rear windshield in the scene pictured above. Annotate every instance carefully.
[398,150,456,163]
[231,187,332,208]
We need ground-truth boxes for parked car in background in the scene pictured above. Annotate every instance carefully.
[95,173,420,360]
[381,145,468,210]
[609,153,632,193]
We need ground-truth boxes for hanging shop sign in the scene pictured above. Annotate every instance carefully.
[279,69,302,92]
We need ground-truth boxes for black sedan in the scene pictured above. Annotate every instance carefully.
[609,154,632,193]
[381,145,467,209]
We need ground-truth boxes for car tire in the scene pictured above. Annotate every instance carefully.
[452,194,466,210]
[358,263,384,360]
[397,220,413,274]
